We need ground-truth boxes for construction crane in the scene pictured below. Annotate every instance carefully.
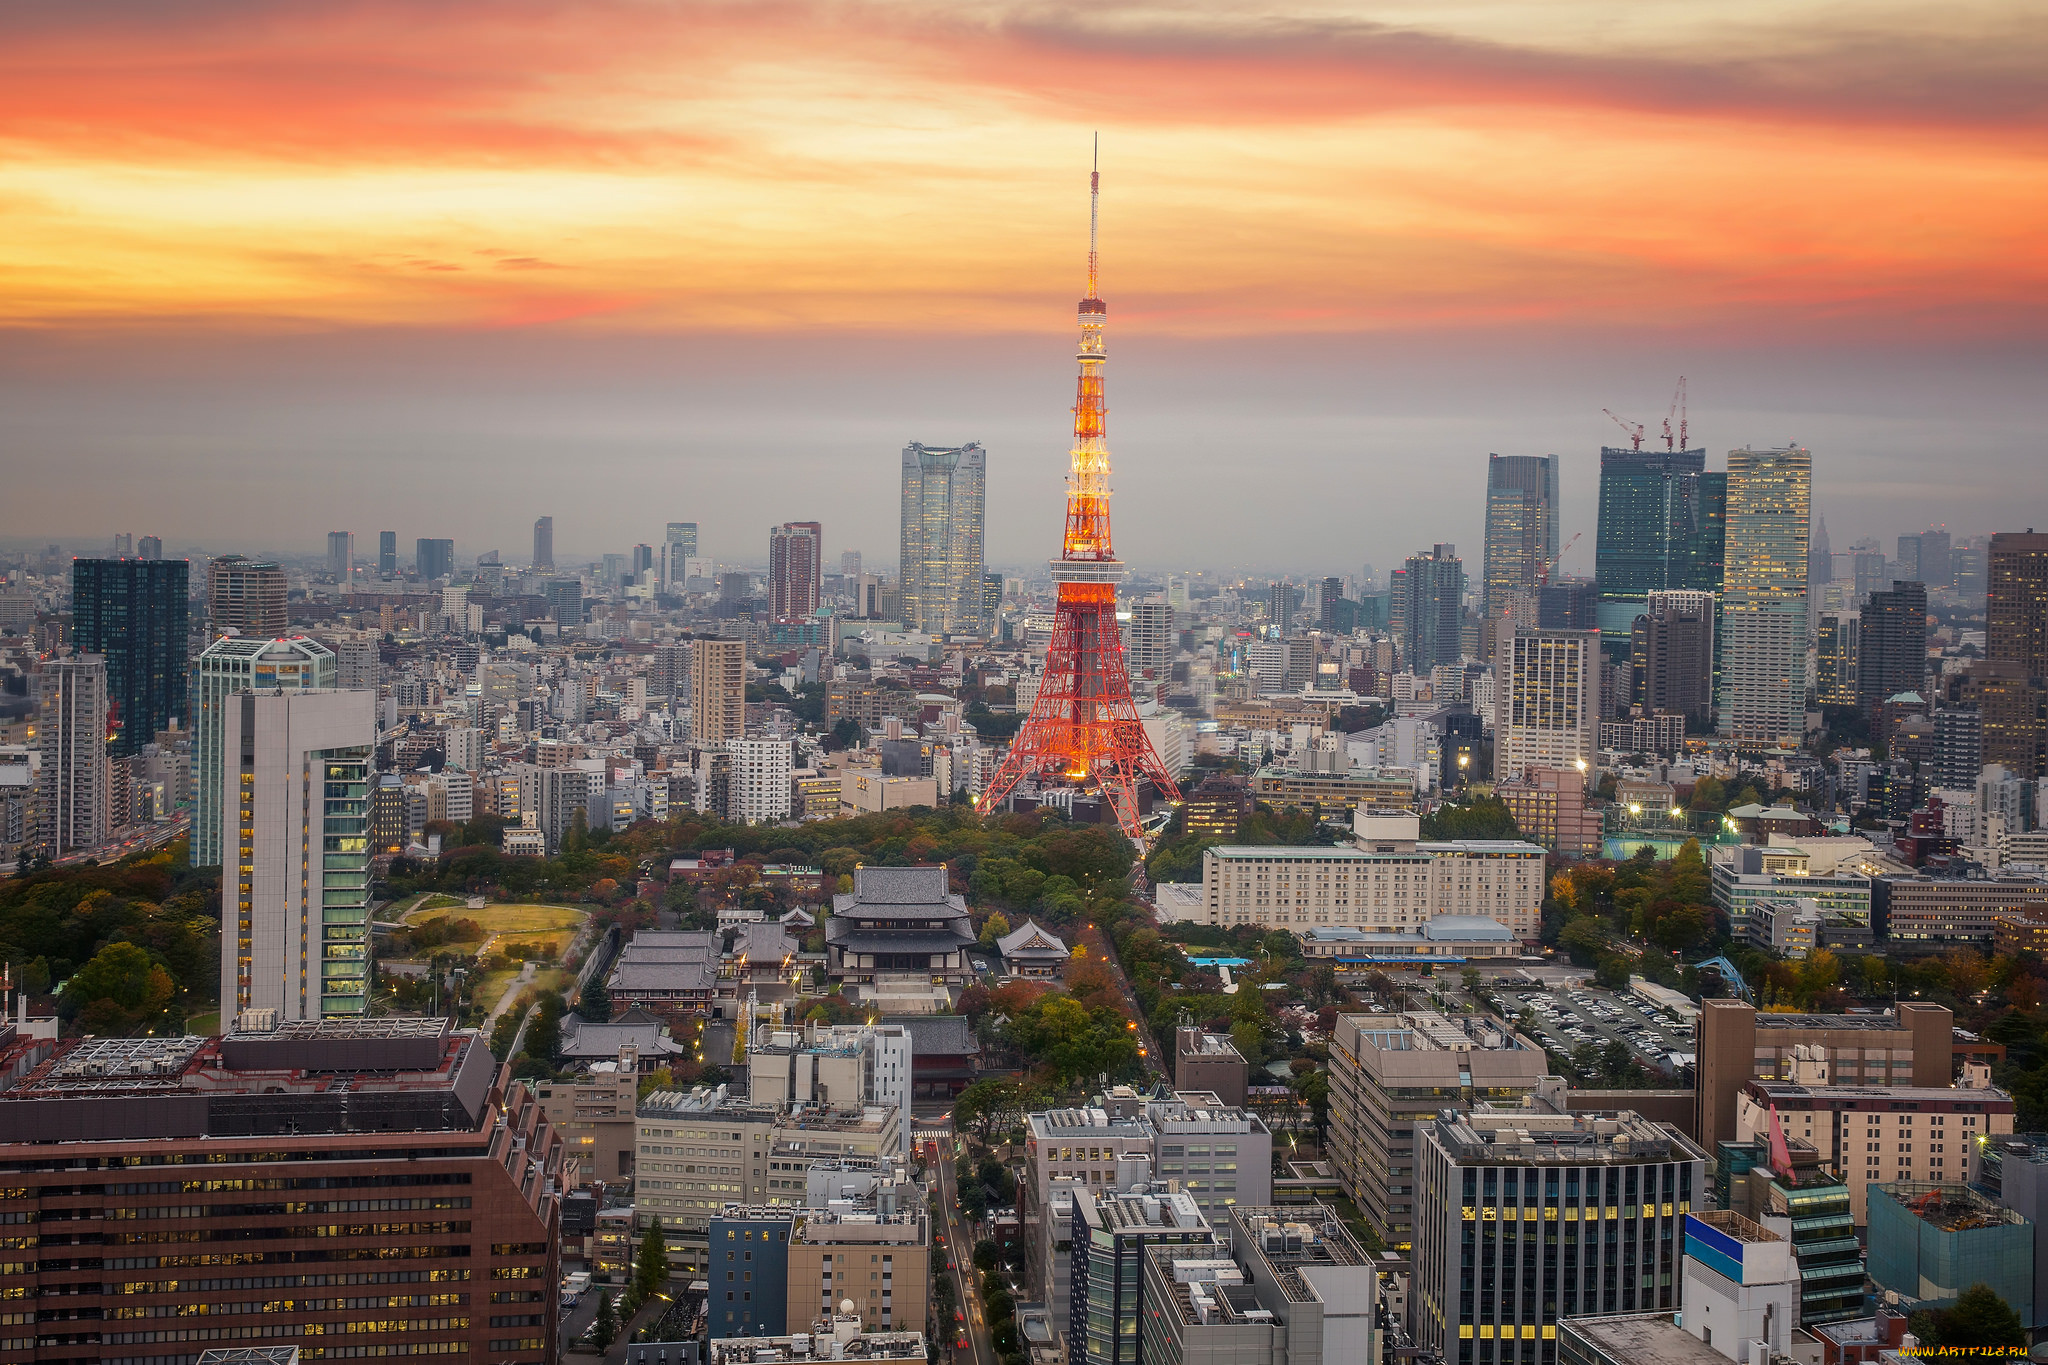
[1603,408,1645,451]
[1662,376,1689,451]
[1538,530,1583,588]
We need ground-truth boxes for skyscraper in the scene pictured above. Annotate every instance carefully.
[377,529,398,576]
[1319,575,1345,630]
[1128,600,1175,679]
[532,515,554,571]
[769,521,823,619]
[1816,611,1860,707]
[1395,545,1465,673]
[666,521,699,559]
[1810,513,1832,599]
[1481,453,1558,619]
[691,637,745,745]
[899,442,987,635]
[206,554,288,637]
[136,535,162,561]
[1716,445,1812,740]
[841,550,862,579]
[632,542,654,579]
[71,556,188,756]
[325,530,352,576]
[1857,580,1928,716]
[191,635,338,868]
[1980,530,2048,778]
[219,688,375,1023]
[1493,623,1599,779]
[414,537,455,580]
[1593,446,1726,646]
[1267,580,1296,632]
[1631,589,1715,726]
[34,654,109,856]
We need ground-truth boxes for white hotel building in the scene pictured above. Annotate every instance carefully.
[1199,810,1547,941]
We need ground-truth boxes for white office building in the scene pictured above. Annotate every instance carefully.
[219,688,376,1025]
[729,737,795,824]
[191,635,338,867]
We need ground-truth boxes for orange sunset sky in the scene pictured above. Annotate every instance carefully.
[3,0,2045,569]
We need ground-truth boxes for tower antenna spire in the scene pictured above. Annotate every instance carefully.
[1087,133,1100,301]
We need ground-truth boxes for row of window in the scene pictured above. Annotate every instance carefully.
[111,1295,465,1319]
[108,1221,471,1246]
[113,1268,472,1295]
[106,1317,469,1344]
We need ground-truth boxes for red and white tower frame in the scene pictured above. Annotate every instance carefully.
[977,149,1180,840]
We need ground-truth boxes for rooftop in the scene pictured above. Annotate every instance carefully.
[708,1328,927,1365]
[1233,1205,1371,1303]
[1559,1313,1729,1365]
[1348,1010,1529,1054]
[1871,1182,2026,1234]
[0,1019,494,1143]
[1433,1105,1703,1166]
[1745,1080,2011,1108]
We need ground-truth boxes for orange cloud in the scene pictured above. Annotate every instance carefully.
[0,0,2043,339]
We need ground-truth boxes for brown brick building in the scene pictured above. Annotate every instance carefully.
[0,1017,563,1364]
[1693,999,1954,1149]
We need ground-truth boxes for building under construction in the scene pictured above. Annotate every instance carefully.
[1866,1182,2034,1323]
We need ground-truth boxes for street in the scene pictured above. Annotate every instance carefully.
[932,1123,995,1365]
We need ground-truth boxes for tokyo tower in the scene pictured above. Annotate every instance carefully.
[978,147,1180,841]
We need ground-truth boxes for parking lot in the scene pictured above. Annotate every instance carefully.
[1487,982,1696,1073]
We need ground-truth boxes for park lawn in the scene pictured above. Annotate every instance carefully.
[186,1010,219,1036]
[401,902,585,935]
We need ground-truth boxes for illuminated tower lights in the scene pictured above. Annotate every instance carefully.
[978,146,1180,840]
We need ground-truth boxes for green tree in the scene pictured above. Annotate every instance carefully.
[577,974,612,1022]
[62,941,176,1034]
[1230,1016,1265,1065]
[1919,1283,2026,1357]
[634,1219,671,1299]
[593,1288,619,1352]
[979,912,1012,947]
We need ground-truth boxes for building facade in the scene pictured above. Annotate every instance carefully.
[1482,454,1559,620]
[191,634,338,868]
[1716,446,1812,740]
[219,688,376,1024]
[1396,545,1465,674]
[206,554,289,637]
[532,515,554,570]
[34,654,111,857]
[1412,1098,1706,1365]
[71,556,189,755]
[0,1019,563,1365]
[771,521,824,620]
[692,637,746,745]
[1199,836,1546,941]
[1593,446,1726,647]
[899,442,987,636]
[1857,580,1929,716]
[1328,1012,1548,1249]
[1494,625,1599,780]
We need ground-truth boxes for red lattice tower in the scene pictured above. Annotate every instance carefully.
[978,147,1180,841]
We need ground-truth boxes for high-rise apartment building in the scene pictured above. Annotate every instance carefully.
[543,576,584,626]
[71,556,188,755]
[206,553,289,637]
[191,634,338,868]
[770,521,823,619]
[729,737,795,823]
[415,536,455,580]
[899,441,987,635]
[1328,1012,1548,1248]
[1493,624,1599,780]
[1396,545,1464,673]
[532,515,554,571]
[378,528,398,575]
[1128,599,1175,679]
[326,529,353,576]
[34,654,110,857]
[1481,454,1558,619]
[1629,589,1715,725]
[1816,610,1860,707]
[136,534,162,560]
[220,688,376,1023]
[1857,579,1928,716]
[1412,1093,1706,1365]
[1594,446,1726,646]
[691,637,745,745]
[1985,532,2048,775]
[841,549,863,579]
[1716,445,1812,740]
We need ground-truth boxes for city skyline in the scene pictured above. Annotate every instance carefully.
[1,3,2044,568]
